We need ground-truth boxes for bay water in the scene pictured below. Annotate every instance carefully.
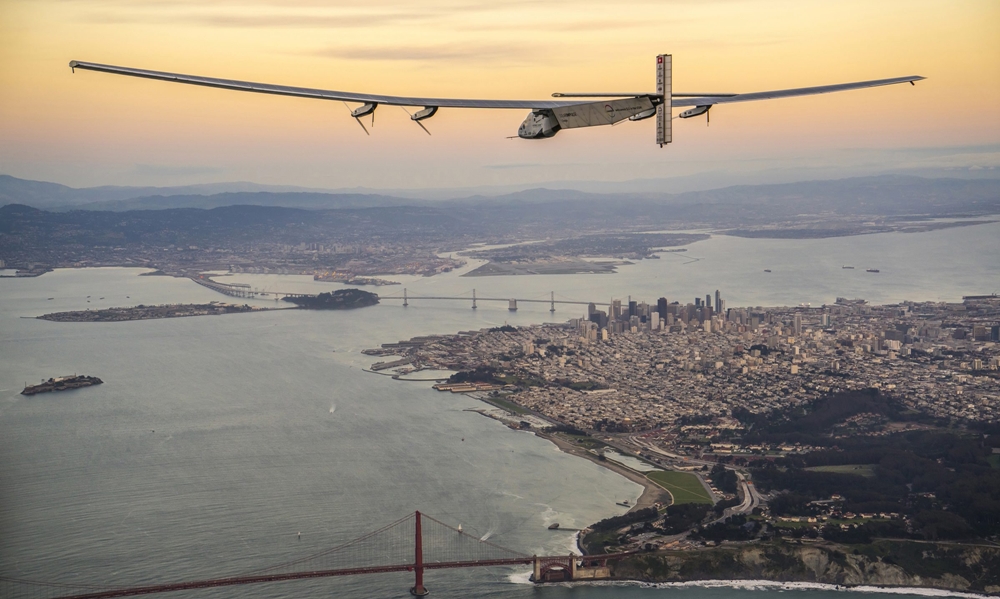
[2,222,998,598]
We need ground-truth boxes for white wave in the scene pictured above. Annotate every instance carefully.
[537,578,991,598]
[536,504,558,526]
[479,519,499,542]
[329,404,336,413]
[506,569,533,585]
[565,530,582,556]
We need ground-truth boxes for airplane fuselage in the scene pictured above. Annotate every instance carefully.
[517,111,561,139]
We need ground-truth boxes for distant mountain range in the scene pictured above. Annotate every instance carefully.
[0,175,353,210]
[2,173,999,217]
[3,174,998,272]
[3,169,1000,212]
[2,176,998,252]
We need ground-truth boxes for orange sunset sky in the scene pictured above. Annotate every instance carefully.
[1,0,998,191]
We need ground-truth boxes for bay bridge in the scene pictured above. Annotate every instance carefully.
[382,289,612,312]
[191,275,612,313]
[1,512,632,598]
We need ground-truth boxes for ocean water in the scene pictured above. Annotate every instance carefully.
[2,223,998,599]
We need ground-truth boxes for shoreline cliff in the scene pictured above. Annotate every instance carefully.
[608,540,1000,595]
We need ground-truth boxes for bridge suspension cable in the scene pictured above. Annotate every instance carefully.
[4,511,571,599]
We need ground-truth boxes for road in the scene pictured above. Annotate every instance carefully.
[625,435,765,521]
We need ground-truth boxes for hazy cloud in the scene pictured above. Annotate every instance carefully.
[132,164,225,177]
[72,0,560,29]
[311,42,549,64]
[467,18,652,32]
[483,162,597,169]
[80,10,432,28]
[483,163,544,170]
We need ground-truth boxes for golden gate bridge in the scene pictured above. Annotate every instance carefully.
[1,511,630,598]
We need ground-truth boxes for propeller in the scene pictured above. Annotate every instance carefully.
[400,107,431,136]
[343,101,369,136]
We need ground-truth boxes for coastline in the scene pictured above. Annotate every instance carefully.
[366,363,1000,596]
[534,578,994,598]
[450,393,1000,597]
[459,388,672,514]
[602,540,1000,596]
[536,431,671,515]
[371,368,673,546]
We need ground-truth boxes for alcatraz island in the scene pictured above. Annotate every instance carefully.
[22,375,103,395]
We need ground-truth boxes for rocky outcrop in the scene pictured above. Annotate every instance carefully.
[610,540,1000,594]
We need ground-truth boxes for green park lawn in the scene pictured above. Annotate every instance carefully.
[646,470,713,505]
[484,395,530,415]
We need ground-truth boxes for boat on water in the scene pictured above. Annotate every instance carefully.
[763,269,772,273]
[867,268,880,273]
[548,523,560,530]
[616,499,631,507]
[842,265,855,269]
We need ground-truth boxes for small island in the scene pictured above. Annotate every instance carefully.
[22,375,103,396]
[38,302,271,322]
[282,288,379,310]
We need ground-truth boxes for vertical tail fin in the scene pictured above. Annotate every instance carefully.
[656,54,672,147]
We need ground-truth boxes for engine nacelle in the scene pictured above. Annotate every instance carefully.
[518,110,561,139]
[411,106,437,121]
[351,102,377,118]
[679,105,711,119]
[628,108,657,122]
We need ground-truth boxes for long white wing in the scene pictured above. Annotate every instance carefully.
[671,76,924,108]
[69,60,923,112]
[68,60,588,110]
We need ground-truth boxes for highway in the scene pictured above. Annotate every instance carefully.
[625,435,764,521]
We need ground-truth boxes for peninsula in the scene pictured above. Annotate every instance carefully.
[365,291,1000,594]
[461,233,707,277]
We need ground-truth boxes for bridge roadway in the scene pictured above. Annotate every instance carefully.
[380,295,610,307]
[191,276,611,308]
[51,553,635,599]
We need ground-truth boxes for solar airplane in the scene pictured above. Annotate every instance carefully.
[69,55,923,147]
